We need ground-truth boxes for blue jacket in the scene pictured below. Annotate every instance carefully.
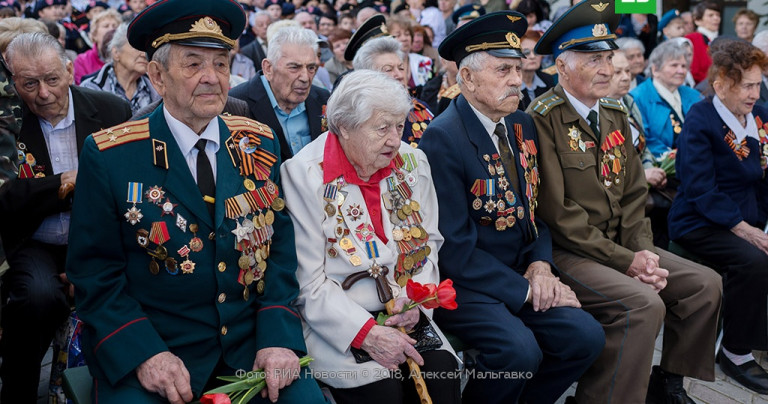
[629,78,702,157]
[669,99,768,240]
[418,95,553,311]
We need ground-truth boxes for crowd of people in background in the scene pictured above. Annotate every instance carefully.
[1,0,768,402]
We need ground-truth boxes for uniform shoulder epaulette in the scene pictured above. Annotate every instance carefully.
[219,114,274,140]
[599,97,626,113]
[93,119,150,151]
[438,83,461,100]
[532,94,564,116]
[540,65,557,76]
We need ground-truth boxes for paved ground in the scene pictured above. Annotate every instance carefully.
[20,327,768,403]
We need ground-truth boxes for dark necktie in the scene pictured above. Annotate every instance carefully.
[195,139,215,219]
[587,110,600,137]
[495,123,520,196]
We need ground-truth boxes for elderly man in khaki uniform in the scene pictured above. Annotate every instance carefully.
[527,1,722,403]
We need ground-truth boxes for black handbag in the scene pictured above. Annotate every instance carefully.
[350,311,444,364]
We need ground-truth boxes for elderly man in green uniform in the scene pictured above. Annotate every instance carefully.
[527,1,722,403]
[65,0,327,403]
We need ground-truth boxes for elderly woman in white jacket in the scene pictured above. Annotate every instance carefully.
[281,70,460,404]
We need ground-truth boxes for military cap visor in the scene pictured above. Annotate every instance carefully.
[128,0,246,59]
[535,0,620,58]
[439,11,528,66]
[344,14,387,61]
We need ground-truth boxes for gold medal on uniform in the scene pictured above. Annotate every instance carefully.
[470,179,484,210]
[244,178,256,191]
[323,183,338,217]
[180,259,195,274]
[188,224,203,252]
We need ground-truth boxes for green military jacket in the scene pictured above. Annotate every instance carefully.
[66,106,305,394]
[527,84,654,271]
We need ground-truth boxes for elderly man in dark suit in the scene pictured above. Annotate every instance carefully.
[0,32,132,402]
[240,10,271,70]
[418,11,604,404]
[230,26,330,162]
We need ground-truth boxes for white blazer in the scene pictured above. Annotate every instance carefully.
[281,132,455,388]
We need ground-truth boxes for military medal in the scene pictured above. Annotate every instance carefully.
[136,229,150,248]
[160,198,177,216]
[470,179,484,210]
[125,206,143,225]
[517,206,525,219]
[346,204,363,221]
[180,259,195,274]
[176,214,188,232]
[189,224,203,252]
[231,220,250,242]
[165,258,178,275]
[323,183,338,217]
[243,178,256,191]
[149,259,160,275]
[125,182,144,225]
[505,190,516,205]
[145,185,165,204]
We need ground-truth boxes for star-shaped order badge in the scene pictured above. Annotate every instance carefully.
[145,186,165,205]
[160,198,177,216]
[231,220,251,243]
[346,204,364,221]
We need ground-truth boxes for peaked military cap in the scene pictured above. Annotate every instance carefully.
[34,0,65,15]
[344,13,388,61]
[127,0,246,60]
[439,11,528,66]
[451,4,485,25]
[658,9,681,32]
[535,0,620,59]
[84,1,109,13]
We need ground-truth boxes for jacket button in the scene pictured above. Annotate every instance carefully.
[218,262,226,272]
[579,161,584,167]
[218,293,226,303]
[221,326,228,335]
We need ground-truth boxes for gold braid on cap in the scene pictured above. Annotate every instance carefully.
[557,33,617,50]
[465,32,521,52]
[151,17,236,49]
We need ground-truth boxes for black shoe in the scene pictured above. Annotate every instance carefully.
[646,365,695,404]
[718,349,768,394]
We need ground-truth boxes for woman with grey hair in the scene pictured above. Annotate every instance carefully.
[630,40,702,159]
[351,35,435,147]
[80,23,159,113]
[281,69,460,404]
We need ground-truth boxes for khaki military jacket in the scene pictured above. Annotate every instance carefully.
[527,84,654,271]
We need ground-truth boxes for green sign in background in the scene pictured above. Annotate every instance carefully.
[615,0,656,14]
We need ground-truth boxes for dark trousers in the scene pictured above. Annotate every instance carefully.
[0,240,71,403]
[434,302,605,404]
[327,350,460,404]
[675,226,768,352]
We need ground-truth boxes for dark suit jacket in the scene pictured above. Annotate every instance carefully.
[520,71,556,112]
[229,72,330,162]
[418,95,554,310]
[760,78,768,107]
[240,39,267,72]
[0,86,131,254]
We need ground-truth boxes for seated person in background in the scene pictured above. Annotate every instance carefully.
[282,69,461,404]
[412,25,440,74]
[630,40,702,160]
[608,50,670,248]
[230,26,330,162]
[73,8,120,84]
[530,1,722,402]
[80,23,161,114]
[324,28,352,84]
[0,16,48,53]
[419,11,604,404]
[239,11,271,70]
[658,9,685,42]
[519,29,555,111]
[685,1,720,84]
[0,32,131,402]
[733,8,759,43]
[65,0,327,402]
[420,56,459,117]
[669,40,768,395]
[616,37,646,89]
[388,16,434,99]
[352,28,434,147]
